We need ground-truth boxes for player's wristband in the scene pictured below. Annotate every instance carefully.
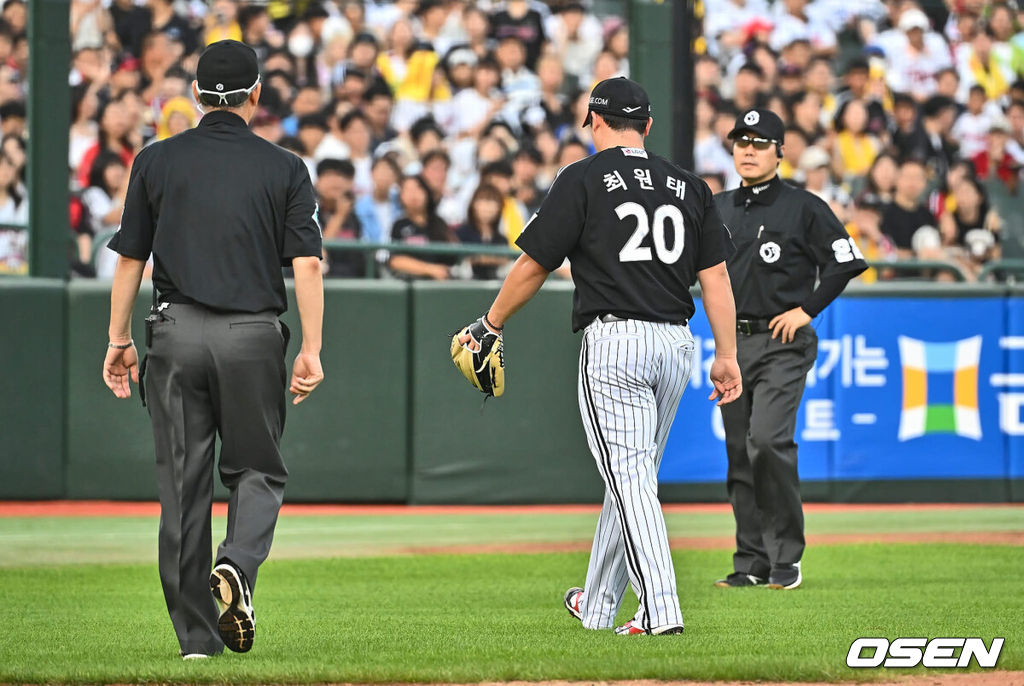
[107,340,134,349]
[483,313,503,332]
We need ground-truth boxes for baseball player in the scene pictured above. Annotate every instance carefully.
[452,77,741,635]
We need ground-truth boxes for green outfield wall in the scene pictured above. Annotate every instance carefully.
[1,279,1022,503]
[0,280,65,498]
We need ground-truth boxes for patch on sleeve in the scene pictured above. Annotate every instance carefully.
[621,147,648,158]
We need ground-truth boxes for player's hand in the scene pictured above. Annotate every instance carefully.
[457,314,501,350]
[290,351,324,405]
[770,307,812,344]
[102,343,139,399]
[708,356,742,406]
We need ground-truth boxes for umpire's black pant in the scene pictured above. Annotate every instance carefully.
[143,303,288,655]
[720,325,817,578]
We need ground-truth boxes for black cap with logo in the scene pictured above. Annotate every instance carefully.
[196,40,260,105]
[583,77,651,127]
[727,108,785,143]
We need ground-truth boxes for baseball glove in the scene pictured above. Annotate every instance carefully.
[450,316,505,397]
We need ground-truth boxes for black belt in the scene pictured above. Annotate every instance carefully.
[737,318,772,335]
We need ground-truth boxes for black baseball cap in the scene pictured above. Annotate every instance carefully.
[196,40,260,105]
[583,77,651,127]
[728,108,785,143]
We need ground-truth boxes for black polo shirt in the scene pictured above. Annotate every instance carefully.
[516,146,733,332]
[714,176,867,319]
[109,110,322,314]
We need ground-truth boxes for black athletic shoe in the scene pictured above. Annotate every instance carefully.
[714,572,767,588]
[767,562,802,590]
[210,563,255,652]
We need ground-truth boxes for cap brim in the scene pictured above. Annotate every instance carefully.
[582,110,592,128]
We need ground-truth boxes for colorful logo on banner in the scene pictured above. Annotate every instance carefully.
[898,336,982,441]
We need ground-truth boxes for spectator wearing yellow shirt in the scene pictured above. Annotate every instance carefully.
[778,126,807,181]
[377,19,451,132]
[834,99,880,181]
[844,195,893,283]
[204,0,242,46]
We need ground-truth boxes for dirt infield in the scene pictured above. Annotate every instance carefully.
[2,500,1023,518]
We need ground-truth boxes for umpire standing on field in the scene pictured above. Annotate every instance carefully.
[713,109,866,591]
[101,40,325,658]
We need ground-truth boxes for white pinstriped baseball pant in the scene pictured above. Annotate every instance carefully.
[576,318,695,631]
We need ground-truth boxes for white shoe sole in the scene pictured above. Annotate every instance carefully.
[210,564,255,653]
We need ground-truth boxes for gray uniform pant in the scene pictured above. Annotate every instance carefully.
[576,319,695,631]
[143,303,288,655]
[720,326,817,577]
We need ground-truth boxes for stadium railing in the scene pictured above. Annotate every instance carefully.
[321,239,970,282]
[978,259,1024,283]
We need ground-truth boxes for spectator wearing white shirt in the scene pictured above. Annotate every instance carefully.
[340,110,374,198]
[452,58,505,139]
[769,0,837,55]
[545,2,603,87]
[494,35,541,132]
[951,84,1004,159]
[704,0,771,59]
[880,8,953,101]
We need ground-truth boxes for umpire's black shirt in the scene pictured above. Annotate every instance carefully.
[714,175,867,319]
[109,110,322,314]
[516,146,733,332]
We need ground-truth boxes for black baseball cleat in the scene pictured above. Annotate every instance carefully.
[210,562,255,652]
[767,562,802,590]
[714,572,767,588]
[564,587,584,622]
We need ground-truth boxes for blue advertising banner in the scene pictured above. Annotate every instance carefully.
[1006,297,1024,490]
[660,296,1015,484]
[660,306,835,484]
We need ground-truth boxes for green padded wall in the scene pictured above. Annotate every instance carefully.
[0,279,66,498]
[277,281,409,502]
[409,281,605,504]
[64,280,409,502]
[66,281,160,498]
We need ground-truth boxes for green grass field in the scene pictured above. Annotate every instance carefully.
[0,506,1021,684]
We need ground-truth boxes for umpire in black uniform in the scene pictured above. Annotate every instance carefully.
[712,109,866,590]
[102,41,325,658]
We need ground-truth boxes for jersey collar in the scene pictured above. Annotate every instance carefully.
[735,175,782,206]
[198,110,249,129]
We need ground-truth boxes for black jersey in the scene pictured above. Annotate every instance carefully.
[109,110,322,314]
[516,146,733,332]
[714,176,868,319]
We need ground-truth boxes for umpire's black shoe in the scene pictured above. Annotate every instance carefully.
[714,572,767,588]
[767,562,802,590]
[211,562,255,652]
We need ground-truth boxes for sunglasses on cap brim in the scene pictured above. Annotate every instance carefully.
[196,76,261,106]
[732,135,779,150]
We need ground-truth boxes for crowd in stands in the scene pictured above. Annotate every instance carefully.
[697,0,1024,281]
[54,0,1024,282]
[0,0,27,274]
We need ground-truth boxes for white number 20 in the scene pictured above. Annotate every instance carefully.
[616,202,685,264]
